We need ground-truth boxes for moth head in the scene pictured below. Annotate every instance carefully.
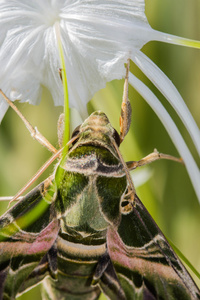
[69,111,120,148]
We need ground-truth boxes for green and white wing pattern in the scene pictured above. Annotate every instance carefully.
[0,178,60,299]
[0,110,199,300]
[106,194,200,300]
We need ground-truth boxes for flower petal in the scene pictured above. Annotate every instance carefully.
[1,0,199,123]
[149,29,200,50]
[132,50,200,156]
[0,0,154,119]
[129,72,200,202]
[58,0,155,116]
[0,98,9,122]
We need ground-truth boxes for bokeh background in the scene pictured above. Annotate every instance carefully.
[0,0,199,298]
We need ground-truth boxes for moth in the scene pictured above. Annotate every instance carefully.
[0,65,199,300]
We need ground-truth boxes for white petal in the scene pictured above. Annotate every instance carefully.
[58,0,154,116]
[129,72,200,202]
[149,29,200,49]
[0,80,14,122]
[0,97,9,123]
[0,0,154,119]
[0,1,61,104]
[132,50,200,156]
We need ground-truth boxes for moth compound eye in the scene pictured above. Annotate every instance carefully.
[71,125,80,139]
[71,125,81,146]
[113,129,120,147]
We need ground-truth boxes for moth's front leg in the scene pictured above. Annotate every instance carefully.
[119,58,132,144]
[127,148,183,171]
[0,89,57,154]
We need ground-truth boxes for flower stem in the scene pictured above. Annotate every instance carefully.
[168,238,200,280]
[55,22,70,156]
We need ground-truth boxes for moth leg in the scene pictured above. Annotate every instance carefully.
[0,89,57,154]
[127,148,183,171]
[120,186,135,214]
[57,113,65,148]
[119,58,132,144]
[8,149,63,205]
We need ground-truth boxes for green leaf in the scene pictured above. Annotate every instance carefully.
[168,238,200,281]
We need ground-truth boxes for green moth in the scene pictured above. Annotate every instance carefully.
[0,73,199,300]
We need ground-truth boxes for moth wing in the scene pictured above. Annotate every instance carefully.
[0,177,60,299]
[107,194,200,300]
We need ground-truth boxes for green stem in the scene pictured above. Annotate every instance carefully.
[55,22,70,156]
[168,238,200,280]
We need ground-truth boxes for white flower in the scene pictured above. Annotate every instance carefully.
[0,0,199,201]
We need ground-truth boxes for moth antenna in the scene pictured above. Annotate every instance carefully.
[8,134,79,207]
[8,148,63,207]
[119,58,132,144]
[126,148,184,170]
[0,196,23,202]
[0,89,57,154]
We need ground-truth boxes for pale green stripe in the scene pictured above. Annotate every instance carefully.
[153,29,200,49]
[173,38,200,49]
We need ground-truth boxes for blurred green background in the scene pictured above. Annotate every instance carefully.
[0,0,199,298]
